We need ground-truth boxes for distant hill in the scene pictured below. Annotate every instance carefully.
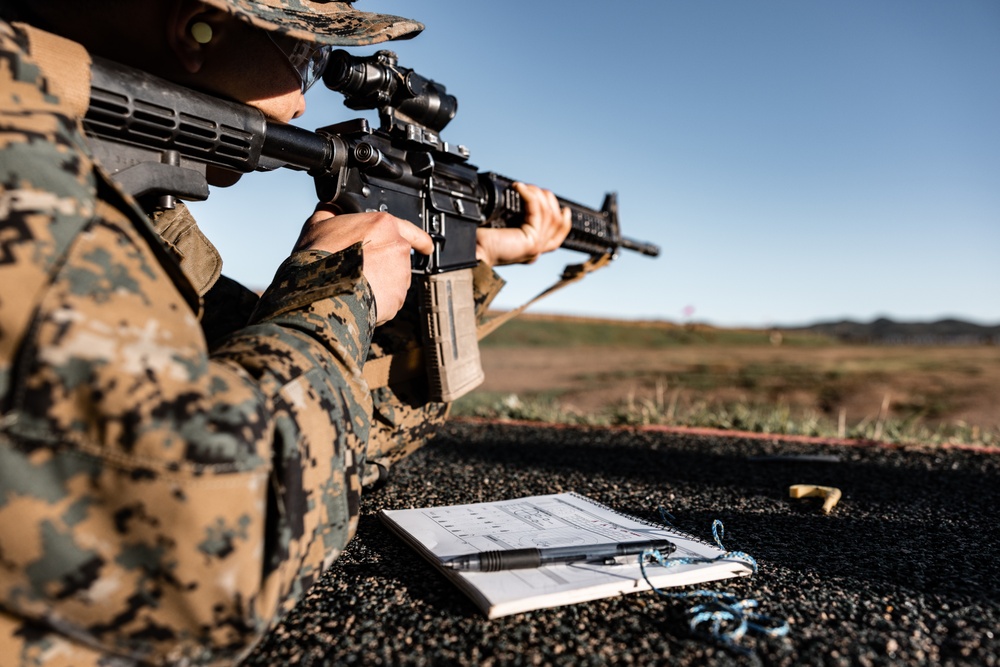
[782,317,1000,345]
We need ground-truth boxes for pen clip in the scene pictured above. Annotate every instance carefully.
[587,554,633,567]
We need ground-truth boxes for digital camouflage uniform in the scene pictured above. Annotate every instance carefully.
[0,12,504,666]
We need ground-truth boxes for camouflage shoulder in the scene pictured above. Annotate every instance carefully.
[0,19,99,400]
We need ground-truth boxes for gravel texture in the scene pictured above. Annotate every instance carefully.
[243,421,1000,666]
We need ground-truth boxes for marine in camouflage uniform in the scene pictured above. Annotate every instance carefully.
[0,2,507,664]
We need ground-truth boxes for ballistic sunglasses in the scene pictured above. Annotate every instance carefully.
[267,32,332,93]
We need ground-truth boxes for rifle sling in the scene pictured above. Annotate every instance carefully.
[474,252,614,341]
[362,252,614,391]
[13,22,92,119]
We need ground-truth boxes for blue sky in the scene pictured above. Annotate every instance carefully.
[190,0,1000,327]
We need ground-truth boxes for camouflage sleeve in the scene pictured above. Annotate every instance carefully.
[0,22,376,666]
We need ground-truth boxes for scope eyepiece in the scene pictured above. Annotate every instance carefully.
[323,49,395,106]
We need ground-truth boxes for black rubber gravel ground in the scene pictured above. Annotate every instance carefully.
[243,421,1000,666]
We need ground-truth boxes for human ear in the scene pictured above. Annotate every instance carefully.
[166,0,229,74]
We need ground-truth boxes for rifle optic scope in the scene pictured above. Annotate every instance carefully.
[323,49,458,134]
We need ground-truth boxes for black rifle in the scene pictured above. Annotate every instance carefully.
[83,51,659,400]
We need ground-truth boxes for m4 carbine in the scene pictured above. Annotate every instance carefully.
[83,51,659,401]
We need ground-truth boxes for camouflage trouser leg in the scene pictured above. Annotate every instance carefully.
[362,313,448,489]
[362,384,448,489]
[360,263,506,489]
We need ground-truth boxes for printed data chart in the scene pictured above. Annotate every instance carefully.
[424,495,667,552]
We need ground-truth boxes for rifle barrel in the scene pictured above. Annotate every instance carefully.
[620,237,661,257]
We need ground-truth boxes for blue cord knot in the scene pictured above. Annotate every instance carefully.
[638,519,788,654]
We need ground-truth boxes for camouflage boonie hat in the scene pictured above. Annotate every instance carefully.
[200,0,423,46]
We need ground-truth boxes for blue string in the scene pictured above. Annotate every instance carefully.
[657,506,675,526]
[639,519,789,654]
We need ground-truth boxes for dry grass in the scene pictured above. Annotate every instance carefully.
[455,318,1000,446]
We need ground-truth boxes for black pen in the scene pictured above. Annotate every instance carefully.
[440,539,675,572]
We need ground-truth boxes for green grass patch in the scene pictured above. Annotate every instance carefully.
[479,317,834,349]
[451,393,998,448]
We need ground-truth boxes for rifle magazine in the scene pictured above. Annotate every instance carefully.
[420,270,484,402]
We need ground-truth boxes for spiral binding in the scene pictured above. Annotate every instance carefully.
[565,492,716,547]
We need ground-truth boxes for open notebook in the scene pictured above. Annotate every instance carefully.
[380,492,753,618]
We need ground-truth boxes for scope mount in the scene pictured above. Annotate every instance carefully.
[323,49,469,160]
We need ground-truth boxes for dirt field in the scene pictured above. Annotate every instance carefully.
[475,343,1000,432]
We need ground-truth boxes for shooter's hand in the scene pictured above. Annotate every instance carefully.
[295,208,433,325]
[475,182,572,266]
